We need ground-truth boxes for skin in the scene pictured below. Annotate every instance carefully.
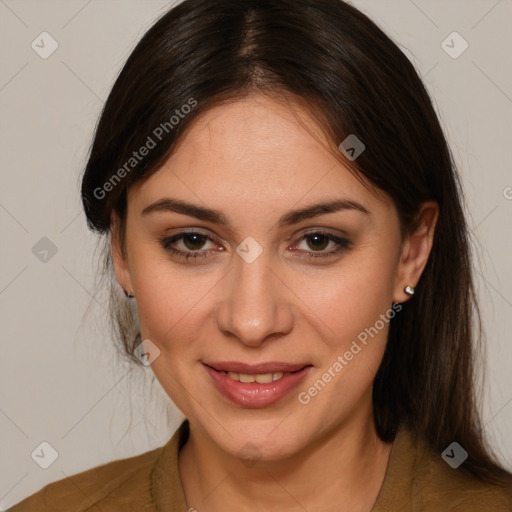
[111,95,438,511]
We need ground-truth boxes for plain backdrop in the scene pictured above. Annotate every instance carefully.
[1,0,511,508]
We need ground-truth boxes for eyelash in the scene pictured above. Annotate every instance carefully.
[158,230,351,262]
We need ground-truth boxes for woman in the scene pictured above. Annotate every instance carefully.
[9,0,511,510]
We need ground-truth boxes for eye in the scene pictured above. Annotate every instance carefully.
[291,231,351,258]
[159,231,221,262]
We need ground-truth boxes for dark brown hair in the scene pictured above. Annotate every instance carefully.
[81,0,511,486]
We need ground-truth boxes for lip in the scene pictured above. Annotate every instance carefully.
[203,362,313,408]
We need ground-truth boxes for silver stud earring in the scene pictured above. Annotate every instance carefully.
[404,285,415,296]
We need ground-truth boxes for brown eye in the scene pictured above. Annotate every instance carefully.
[292,231,351,259]
[181,233,209,251]
[159,231,219,262]
[305,233,330,251]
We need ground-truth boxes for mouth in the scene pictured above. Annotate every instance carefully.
[204,361,310,383]
[202,361,313,408]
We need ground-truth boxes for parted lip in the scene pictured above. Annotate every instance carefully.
[203,361,311,374]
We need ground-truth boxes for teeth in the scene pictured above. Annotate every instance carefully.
[225,371,287,383]
[255,373,273,384]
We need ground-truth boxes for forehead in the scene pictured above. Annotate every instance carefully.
[127,95,388,218]
[177,95,331,157]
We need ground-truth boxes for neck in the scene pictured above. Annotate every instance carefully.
[178,404,392,512]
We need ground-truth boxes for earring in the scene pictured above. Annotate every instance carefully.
[404,285,415,296]
[122,287,135,298]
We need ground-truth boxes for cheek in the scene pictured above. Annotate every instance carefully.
[299,244,399,405]
[131,261,211,414]
[135,278,206,353]
[303,247,398,344]
[128,246,206,350]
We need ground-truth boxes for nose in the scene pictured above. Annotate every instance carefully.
[215,249,294,347]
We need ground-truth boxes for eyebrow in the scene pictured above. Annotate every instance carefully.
[141,196,370,227]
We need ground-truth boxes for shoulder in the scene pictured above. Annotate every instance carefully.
[418,447,512,511]
[7,445,164,512]
[382,428,512,511]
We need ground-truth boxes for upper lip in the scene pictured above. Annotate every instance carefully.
[203,361,311,374]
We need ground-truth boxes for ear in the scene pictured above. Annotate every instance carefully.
[393,201,439,303]
[110,211,134,296]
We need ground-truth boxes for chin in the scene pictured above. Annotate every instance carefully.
[210,413,313,462]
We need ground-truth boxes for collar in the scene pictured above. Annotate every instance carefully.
[371,425,417,510]
[151,418,190,511]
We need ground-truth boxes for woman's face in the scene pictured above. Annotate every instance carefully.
[112,95,430,461]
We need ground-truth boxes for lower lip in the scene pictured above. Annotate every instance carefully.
[203,364,312,408]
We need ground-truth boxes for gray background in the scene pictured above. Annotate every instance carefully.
[1,0,511,508]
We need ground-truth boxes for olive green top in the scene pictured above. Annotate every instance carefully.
[8,419,511,511]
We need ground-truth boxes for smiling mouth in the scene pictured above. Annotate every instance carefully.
[202,362,313,408]
[203,362,312,384]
